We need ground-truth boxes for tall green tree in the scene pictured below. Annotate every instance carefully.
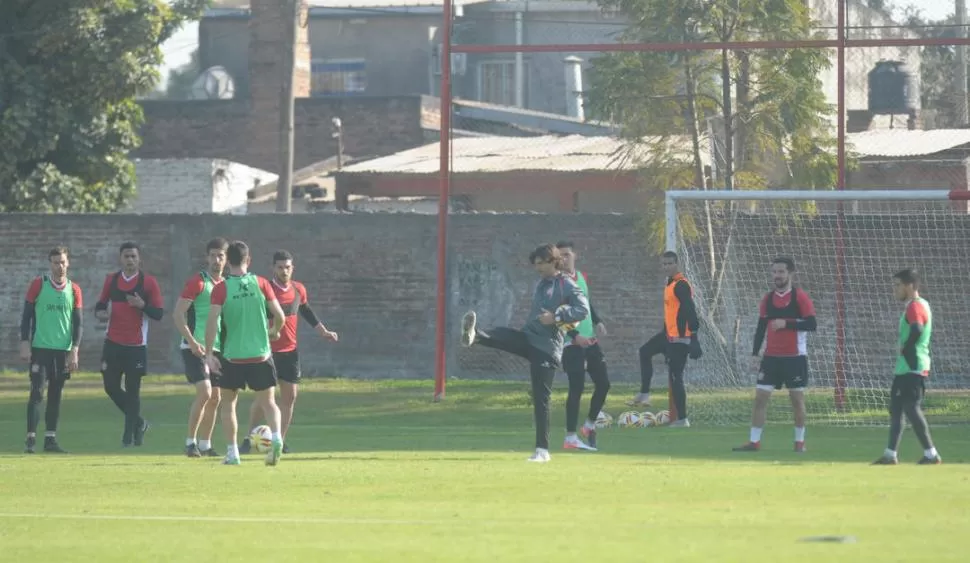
[0,0,208,212]
[899,8,966,128]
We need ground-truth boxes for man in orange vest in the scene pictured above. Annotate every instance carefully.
[629,251,701,427]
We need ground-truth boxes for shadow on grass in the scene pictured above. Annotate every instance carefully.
[0,377,967,464]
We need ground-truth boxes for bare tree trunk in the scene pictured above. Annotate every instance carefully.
[720,48,734,191]
[735,51,751,171]
[684,54,717,282]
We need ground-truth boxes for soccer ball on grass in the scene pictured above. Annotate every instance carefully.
[249,425,272,453]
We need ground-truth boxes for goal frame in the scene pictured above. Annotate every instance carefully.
[664,188,970,414]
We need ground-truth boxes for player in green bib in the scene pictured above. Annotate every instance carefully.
[873,269,942,465]
[205,241,287,466]
[556,241,611,451]
[19,247,83,454]
[173,238,228,458]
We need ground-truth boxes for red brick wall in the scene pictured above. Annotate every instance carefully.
[135,96,434,174]
[4,213,969,389]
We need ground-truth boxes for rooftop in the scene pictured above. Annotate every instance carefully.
[848,130,970,158]
[338,134,704,175]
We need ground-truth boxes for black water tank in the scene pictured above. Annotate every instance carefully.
[868,60,919,115]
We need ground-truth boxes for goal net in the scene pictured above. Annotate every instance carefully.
[667,189,970,426]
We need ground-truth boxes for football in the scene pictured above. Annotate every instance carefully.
[617,411,641,428]
[594,410,613,429]
[655,410,671,425]
[554,304,579,332]
[638,411,657,427]
[250,425,273,453]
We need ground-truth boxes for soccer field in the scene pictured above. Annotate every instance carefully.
[0,374,967,562]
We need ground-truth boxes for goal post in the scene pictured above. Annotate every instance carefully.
[664,189,970,426]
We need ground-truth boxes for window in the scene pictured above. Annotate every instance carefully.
[478,60,525,106]
[311,59,367,96]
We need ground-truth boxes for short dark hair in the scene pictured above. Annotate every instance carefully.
[273,250,294,263]
[662,251,678,261]
[227,241,250,266]
[119,241,140,254]
[894,268,920,288]
[555,240,574,250]
[528,244,564,269]
[772,257,796,272]
[49,246,68,259]
[206,237,229,252]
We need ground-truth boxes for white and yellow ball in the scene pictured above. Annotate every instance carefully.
[617,411,642,428]
[594,411,613,429]
[554,305,579,332]
[250,425,273,453]
[655,410,671,425]
[638,411,657,427]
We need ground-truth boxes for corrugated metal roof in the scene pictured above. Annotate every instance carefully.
[339,135,703,175]
[848,130,970,158]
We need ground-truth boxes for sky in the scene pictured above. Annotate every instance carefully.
[156,0,956,88]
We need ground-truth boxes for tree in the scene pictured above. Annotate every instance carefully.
[586,0,841,364]
[0,0,209,212]
[166,49,202,100]
[898,8,965,128]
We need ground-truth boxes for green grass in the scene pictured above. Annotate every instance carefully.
[0,373,968,562]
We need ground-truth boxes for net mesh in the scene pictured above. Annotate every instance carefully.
[672,195,970,426]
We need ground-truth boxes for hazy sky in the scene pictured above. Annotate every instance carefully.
[156,0,958,87]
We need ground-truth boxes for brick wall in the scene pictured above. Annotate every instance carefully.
[135,96,433,174]
[2,213,969,390]
[131,159,279,214]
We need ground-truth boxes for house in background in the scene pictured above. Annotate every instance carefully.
[131,159,276,214]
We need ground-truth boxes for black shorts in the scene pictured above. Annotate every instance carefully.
[30,348,70,382]
[758,356,809,390]
[890,372,926,405]
[182,349,224,384]
[217,357,278,392]
[101,340,147,377]
[273,350,302,384]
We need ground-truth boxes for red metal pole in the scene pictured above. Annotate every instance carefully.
[834,0,848,411]
[433,0,453,402]
[451,36,970,55]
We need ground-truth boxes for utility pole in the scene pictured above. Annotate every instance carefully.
[276,0,298,212]
[958,0,969,126]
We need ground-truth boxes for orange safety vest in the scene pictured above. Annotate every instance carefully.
[664,273,693,343]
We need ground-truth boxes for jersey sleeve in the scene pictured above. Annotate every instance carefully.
[258,277,277,301]
[25,277,43,303]
[180,275,205,300]
[72,283,83,309]
[209,282,227,306]
[796,290,816,317]
[906,300,930,325]
[144,276,164,308]
[296,282,308,305]
[97,274,113,304]
[758,294,768,318]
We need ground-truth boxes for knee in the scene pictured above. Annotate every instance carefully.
[600,378,611,393]
[28,387,43,405]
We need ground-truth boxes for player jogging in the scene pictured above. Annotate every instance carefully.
[460,243,589,463]
[556,241,610,451]
[95,242,164,447]
[205,240,287,466]
[629,251,702,427]
[872,269,942,465]
[240,250,338,455]
[173,237,228,458]
[734,257,816,453]
[20,247,82,454]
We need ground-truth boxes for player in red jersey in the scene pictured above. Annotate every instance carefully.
[734,257,817,453]
[240,250,338,454]
[20,247,83,454]
[94,242,165,448]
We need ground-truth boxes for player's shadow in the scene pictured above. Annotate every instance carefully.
[0,378,966,464]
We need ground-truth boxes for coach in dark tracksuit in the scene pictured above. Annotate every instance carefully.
[459,243,589,463]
